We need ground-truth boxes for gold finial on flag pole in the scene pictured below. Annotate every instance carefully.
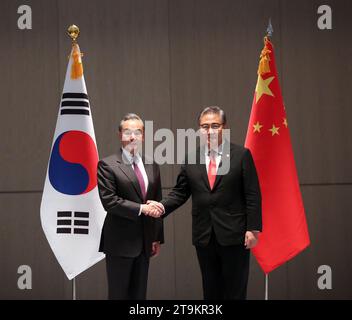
[67,25,83,79]
[67,24,80,43]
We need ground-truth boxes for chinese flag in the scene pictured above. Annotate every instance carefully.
[245,37,310,274]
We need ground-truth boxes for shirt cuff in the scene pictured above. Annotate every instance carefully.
[138,205,142,216]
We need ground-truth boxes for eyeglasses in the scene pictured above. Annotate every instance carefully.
[199,123,223,131]
[122,129,143,137]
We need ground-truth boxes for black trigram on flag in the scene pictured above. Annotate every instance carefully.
[60,92,90,116]
[57,211,89,234]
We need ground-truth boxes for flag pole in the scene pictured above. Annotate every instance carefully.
[68,26,79,302]
[263,18,272,302]
[72,277,76,300]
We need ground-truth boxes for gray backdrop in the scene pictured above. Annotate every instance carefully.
[0,0,351,299]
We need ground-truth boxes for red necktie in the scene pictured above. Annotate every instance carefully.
[207,153,217,190]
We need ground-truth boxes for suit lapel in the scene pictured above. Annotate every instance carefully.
[116,150,144,201]
[212,142,232,190]
[212,160,224,190]
[197,147,211,191]
[143,158,154,199]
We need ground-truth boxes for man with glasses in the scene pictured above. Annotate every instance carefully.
[147,106,262,300]
[97,113,164,299]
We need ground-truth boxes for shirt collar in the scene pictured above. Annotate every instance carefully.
[204,141,225,156]
[121,148,142,164]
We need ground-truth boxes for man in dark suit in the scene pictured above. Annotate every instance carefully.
[147,106,262,300]
[97,113,164,300]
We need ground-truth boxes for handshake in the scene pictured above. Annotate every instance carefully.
[141,200,165,218]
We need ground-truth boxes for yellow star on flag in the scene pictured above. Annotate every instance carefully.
[255,75,275,103]
[253,121,263,133]
[269,124,280,136]
[283,118,288,128]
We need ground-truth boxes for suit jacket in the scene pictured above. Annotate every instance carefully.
[97,150,164,258]
[161,142,262,247]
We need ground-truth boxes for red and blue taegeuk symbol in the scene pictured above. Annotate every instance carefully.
[49,131,98,195]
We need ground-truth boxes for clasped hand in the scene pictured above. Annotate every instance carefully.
[141,200,165,218]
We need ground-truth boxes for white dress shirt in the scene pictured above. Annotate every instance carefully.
[204,143,223,174]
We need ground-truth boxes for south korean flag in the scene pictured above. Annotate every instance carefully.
[40,42,106,280]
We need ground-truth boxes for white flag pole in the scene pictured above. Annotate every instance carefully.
[73,277,76,300]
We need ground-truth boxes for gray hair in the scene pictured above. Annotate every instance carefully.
[118,113,144,132]
[198,106,227,125]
